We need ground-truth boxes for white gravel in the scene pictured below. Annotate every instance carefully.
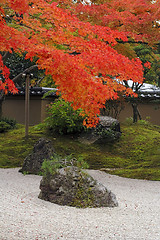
[0,168,160,240]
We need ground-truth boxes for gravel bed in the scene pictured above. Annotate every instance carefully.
[0,168,160,240]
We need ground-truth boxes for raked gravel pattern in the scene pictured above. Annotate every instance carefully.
[0,168,160,240]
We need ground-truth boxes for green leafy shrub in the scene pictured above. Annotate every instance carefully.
[41,154,63,177]
[124,117,151,127]
[41,154,89,177]
[124,117,134,126]
[137,119,150,126]
[1,117,17,129]
[0,117,17,133]
[0,121,11,133]
[45,99,86,134]
[33,122,46,131]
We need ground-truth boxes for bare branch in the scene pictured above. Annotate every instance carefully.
[1,52,11,63]
[35,75,45,86]
[12,65,38,84]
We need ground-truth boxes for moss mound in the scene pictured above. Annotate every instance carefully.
[0,120,160,180]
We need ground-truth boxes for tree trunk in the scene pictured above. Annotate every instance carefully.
[0,100,2,119]
[0,92,5,119]
[131,103,142,123]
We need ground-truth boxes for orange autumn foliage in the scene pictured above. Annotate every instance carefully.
[0,0,159,126]
[72,0,160,44]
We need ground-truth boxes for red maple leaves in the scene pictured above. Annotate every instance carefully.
[0,0,159,126]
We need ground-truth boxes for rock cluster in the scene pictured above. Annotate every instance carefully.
[19,138,55,174]
[39,166,118,208]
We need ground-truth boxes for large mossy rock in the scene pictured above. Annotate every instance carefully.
[19,138,55,174]
[78,116,121,144]
[38,166,118,208]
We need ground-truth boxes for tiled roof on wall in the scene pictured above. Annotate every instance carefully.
[15,87,57,96]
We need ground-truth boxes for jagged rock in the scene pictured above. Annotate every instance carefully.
[19,138,55,174]
[38,166,118,208]
[78,116,121,144]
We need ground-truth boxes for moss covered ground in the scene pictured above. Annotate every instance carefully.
[0,119,160,180]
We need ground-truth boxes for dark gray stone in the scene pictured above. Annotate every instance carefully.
[78,116,121,144]
[19,138,55,174]
[38,166,118,208]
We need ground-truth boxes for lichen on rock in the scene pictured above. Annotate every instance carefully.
[38,166,118,208]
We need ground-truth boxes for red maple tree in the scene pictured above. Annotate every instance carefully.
[0,0,159,126]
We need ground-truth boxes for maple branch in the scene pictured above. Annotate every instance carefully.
[12,65,38,84]
[2,52,11,63]
[35,75,45,86]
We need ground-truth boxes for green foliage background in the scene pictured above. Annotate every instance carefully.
[45,99,86,134]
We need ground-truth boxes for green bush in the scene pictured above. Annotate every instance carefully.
[45,99,86,134]
[124,117,151,127]
[41,154,89,177]
[0,117,17,133]
[0,121,11,133]
[1,117,17,128]
[41,154,63,177]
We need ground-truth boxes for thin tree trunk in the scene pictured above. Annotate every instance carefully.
[0,92,4,119]
[137,108,142,121]
[0,100,2,119]
[131,103,141,123]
